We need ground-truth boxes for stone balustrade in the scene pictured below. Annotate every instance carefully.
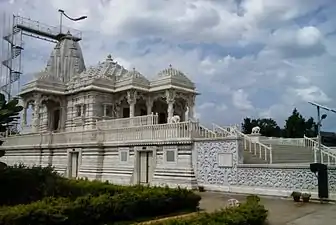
[261,137,306,146]
[2,121,207,147]
[96,114,159,129]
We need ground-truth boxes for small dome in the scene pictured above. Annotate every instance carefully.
[78,54,128,80]
[154,65,194,88]
[45,33,85,83]
[118,67,150,85]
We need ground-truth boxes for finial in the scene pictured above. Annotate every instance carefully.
[106,54,113,61]
[133,67,136,71]
[169,64,172,68]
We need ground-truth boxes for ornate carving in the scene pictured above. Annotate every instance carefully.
[236,166,336,192]
[195,140,238,186]
[165,89,176,104]
[127,90,137,105]
[195,140,336,192]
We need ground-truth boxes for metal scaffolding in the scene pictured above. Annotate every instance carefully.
[0,13,82,100]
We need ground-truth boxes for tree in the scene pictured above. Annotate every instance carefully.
[241,117,281,137]
[283,108,317,138]
[0,93,23,168]
[304,116,318,138]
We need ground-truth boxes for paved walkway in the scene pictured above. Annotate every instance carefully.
[198,192,336,225]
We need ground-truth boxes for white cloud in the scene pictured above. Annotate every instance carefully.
[232,89,254,111]
[1,0,336,130]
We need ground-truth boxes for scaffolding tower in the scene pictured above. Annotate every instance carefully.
[0,13,82,100]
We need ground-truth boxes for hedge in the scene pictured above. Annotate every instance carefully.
[0,165,167,205]
[151,195,268,225]
[0,188,201,225]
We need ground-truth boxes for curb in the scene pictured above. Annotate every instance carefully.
[134,212,199,224]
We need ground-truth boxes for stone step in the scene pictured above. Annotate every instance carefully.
[243,143,315,164]
[243,151,267,164]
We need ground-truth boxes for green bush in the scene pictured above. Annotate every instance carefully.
[0,165,169,205]
[152,195,268,225]
[0,187,201,225]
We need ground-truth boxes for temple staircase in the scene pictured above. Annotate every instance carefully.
[208,124,336,165]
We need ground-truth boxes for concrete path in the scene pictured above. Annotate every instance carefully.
[198,192,336,225]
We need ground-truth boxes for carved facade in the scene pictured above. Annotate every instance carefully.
[19,33,197,133]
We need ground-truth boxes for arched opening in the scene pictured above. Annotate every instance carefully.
[174,97,187,122]
[119,98,129,118]
[135,97,147,116]
[42,99,61,131]
[152,98,168,124]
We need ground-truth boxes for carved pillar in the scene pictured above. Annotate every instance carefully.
[165,90,175,123]
[60,100,67,131]
[32,94,41,133]
[146,97,153,115]
[21,103,27,128]
[187,95,195,121]
[127,90,137,118]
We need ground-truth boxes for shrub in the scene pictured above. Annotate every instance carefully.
[0,187,201,225]
[151,195,268,225]
[0,165,174,205]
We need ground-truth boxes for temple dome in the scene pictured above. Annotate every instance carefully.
[77,54,128,80]
[118,67,150,85]
[153,65,195,88]
[45,32,86,83]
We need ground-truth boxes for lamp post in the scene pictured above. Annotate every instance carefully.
[58,9,88,34]
[308,102,336,163]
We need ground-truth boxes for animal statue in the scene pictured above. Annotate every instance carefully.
[251,126,261,134]
[171,115,180,123]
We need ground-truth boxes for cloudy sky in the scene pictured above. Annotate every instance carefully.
[1,0,336,131]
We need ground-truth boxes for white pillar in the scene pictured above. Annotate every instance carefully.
[187,95,195,120]
[127,90,137,118]
[32,95,41,133]
[165,90,175,123]
[146,97,153,115]
[21,106,27,127]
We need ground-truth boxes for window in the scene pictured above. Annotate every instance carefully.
[76,105,82,117]
[120,150,128,162]
[164,146,177,163]
[166,150,175,162]
[104,104,113,117]
[83,104,87,116]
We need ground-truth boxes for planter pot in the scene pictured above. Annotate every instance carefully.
[302,197,310,203]
[198,186,205,192]
[293,196,301,202]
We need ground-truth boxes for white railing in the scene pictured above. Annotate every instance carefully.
[303,136,336,165]
[96,114,158,129]
[261,137,306,146]
[233,128,273,163]
[2,120,240,147]
[194,124,218,138]
[2,121,199,146]
[212,123,236,137]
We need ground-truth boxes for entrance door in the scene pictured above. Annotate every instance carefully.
[69,152,79,178]
[139,151,153,184]
[53,109,60,131]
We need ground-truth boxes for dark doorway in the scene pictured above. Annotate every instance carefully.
[140,108,147,116]
[123,107,130,118]
[158,112,167,124]
[53,109,60,131]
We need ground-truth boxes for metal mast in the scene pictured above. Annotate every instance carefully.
[0,13,83,100]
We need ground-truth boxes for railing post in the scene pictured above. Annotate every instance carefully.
[269,146,273,164]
